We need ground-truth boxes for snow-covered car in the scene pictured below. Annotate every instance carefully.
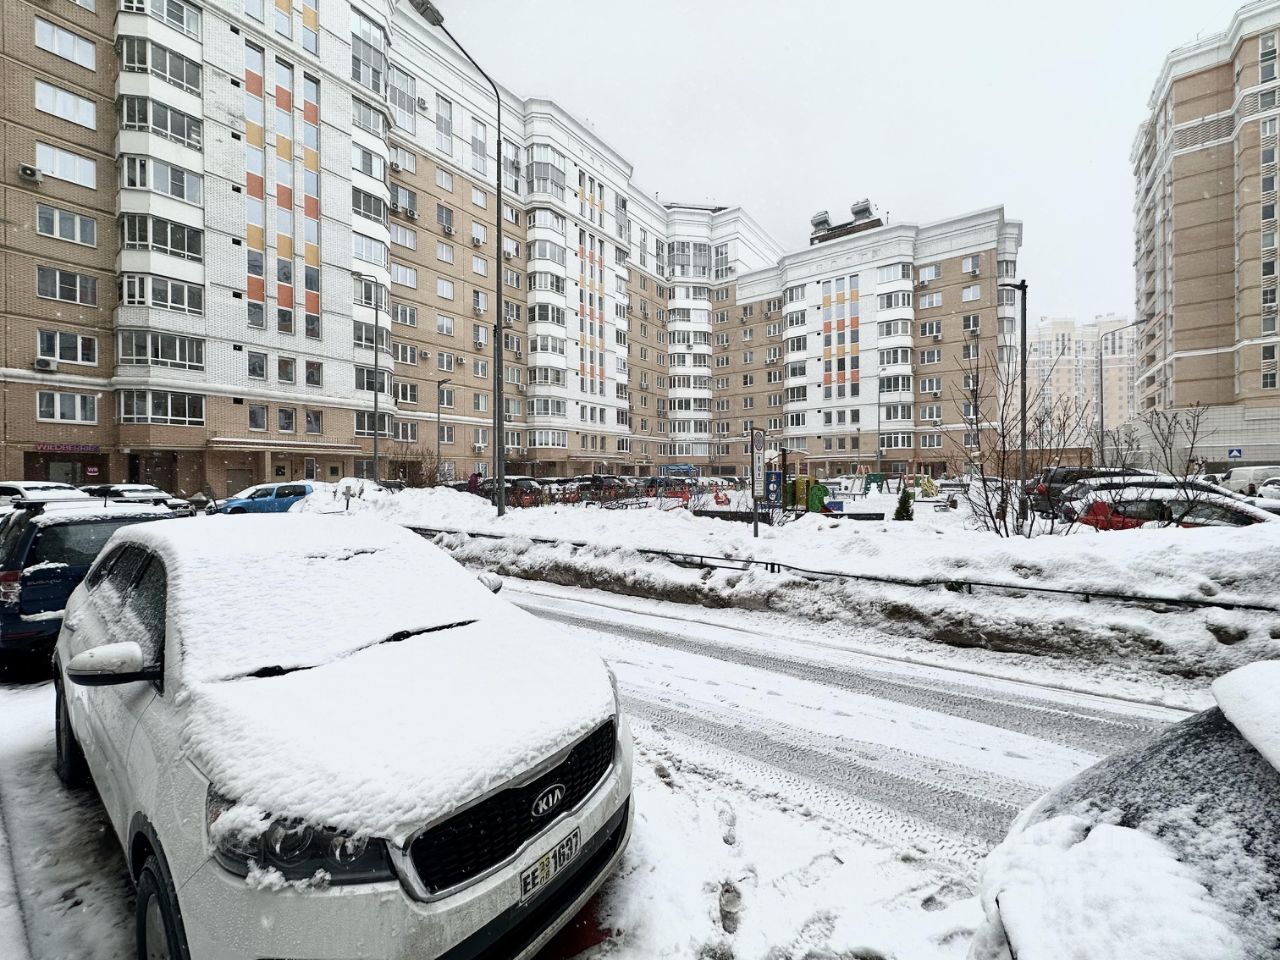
[969,660,1279,959]
[213,481,313,514]
[1254,477,1280,499]
[1057,474,1280,519]
[53,515,632,960]
[1068,489,1275,530]
[0,480,90,514]
[80,483,197,518]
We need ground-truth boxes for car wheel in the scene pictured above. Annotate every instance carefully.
[228,507,247,514]
[135,855,191,960]
[54,680,89,788]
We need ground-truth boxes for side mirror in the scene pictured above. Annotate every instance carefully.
[477,572,503,594]
[66,642,160,687]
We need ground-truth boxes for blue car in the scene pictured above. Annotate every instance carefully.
[216,482,314,514]
[0,500,171,663]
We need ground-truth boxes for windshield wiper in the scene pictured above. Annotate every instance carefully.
[239,620,479,681]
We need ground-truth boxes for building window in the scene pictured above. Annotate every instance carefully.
[961,284,981,302]
[961,254,981,274]
[248,403,267,431]
[37,266,97,305]
[35,80,95,129]
[350,11,386,93]
[121,156,203,204]
[119,390,204,425]
[306,410,323,434]
[119,97,202,149]
[391,263,418,288]
[1264,345,1278,389]
[387,64,415,134]
[117,330,203,369]
[120,38,201,93]
[37,390,96,424]
[36,204,96,247]
[122,0,201,37]
[918,292,942,309]
[35,142,95,188]
[390,145,416,172]
[278,407,296,433]
[37,330,96,365]
[1264,32,1277,83]
[34,18,95,70]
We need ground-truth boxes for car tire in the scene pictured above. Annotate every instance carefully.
[54,680,89,788]
[228,507,247,515]
[136,855,191,960]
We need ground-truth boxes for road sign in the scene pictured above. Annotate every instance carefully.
[764,470,783,505]
[1228,447,1244,460]
[751,430,766,498]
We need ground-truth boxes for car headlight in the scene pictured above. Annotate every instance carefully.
[206,788,395,884]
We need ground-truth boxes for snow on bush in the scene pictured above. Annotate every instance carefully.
[296,487,1280,678]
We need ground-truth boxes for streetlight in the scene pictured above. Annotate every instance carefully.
[432,377,452,483]
[413,0,507,516]
[998,279,1029,519]
[352,271,387,482]
[1095,318,1142,466]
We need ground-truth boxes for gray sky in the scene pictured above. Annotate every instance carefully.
[437,0,1243,323]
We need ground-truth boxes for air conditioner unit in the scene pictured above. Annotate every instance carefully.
[472,442,487,452]
[18,163,42,184]
[407,209,419,220]
[932,333,942,341]
[474,338,486,349]
[390,202,401,212]
[932,391,942,398]
[390,161,402,172]
[517,384,526,393]
[473,306,486,317]
[917,278,928,287]
[515,349,523,358]
[443,224,455,235]
[416,96,429,112]
[34,357,57,372]
[471,236,482,247]
[504,414,514,422]
[969,268,981,276]
[503,251,514,260]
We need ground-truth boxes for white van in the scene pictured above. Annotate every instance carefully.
[1220,465,1280,494]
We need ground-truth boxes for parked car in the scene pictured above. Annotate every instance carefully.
[1025,466,1149,514]
[215,482,314,514]
[1253,476,1280,499]
[53,515,632,960]
[1057,474,1280,519]
[969,660,1278,959]
[0,481,89,512]
[80,483,197,518]
[0,500,171,664]
[1072,490,1274,530]
[1219,465,1280,495]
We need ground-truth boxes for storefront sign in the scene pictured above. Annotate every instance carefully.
[34,443,100,453]
[86,466,100,476]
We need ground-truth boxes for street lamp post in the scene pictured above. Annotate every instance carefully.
[1095,318,1142,467]
[352,271,387,482]
[415,0,507,516]
[998,279,1029,520]
[433,377,452,483]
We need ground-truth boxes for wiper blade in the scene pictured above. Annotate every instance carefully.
[237,620,478,681]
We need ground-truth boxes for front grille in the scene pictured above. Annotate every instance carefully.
[410,719,616,894]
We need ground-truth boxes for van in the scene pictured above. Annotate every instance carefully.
[1220,465,1280,495]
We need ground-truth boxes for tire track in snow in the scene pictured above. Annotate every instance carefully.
[520,598,1163,756]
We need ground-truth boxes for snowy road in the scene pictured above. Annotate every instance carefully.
[0,582,1194,960]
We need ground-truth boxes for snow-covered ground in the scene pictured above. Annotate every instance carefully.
[0,581,1191,960]
[296,486,1280,683]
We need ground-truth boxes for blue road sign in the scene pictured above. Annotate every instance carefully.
[764,470,783,504]
[1228,448,1244,460]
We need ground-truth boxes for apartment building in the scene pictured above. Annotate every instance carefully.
[1,0,1022,493]
[1030,314,1137,437]
[1132,0,1280,463]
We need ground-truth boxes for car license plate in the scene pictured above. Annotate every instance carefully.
[519,828,581,903]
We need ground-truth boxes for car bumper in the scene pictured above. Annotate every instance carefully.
[0,616,58,655]
[178,730,633,960]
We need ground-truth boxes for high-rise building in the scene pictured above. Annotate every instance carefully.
[0,0,1021,493]
[1030,314,1136,439]
[1132,0,1280,462]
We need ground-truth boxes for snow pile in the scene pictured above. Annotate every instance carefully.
[970,814,1243,960]
[111,516,615,839]
[1212,661,1280,771]
[295,487,1280,679]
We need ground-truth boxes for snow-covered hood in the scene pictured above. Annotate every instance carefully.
[180,611,615,842]
[1212,660,1280,772]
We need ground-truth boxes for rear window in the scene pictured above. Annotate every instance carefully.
[1029,708,1279,951]
[30,519,152,567]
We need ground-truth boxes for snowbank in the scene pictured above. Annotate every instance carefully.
[295,487,1280,679]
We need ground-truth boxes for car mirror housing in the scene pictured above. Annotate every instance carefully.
[477,572,503,594]
[66,641,161,687]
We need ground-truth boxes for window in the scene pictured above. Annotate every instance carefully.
[998,287,1018,306]
[121,215,202,261]
[918,264,941,281]
[352,188,386,224]
[435,94,453,154]
[246,351,267,380]
[276,357,296,384]
[877,291,912,310]
[35,80,95,128]
[961,284,981,302]
[35,18,94,70]
[879,432,913,450]
[278,407,296,433]
[1264,32,1277,83]
[436,277,454,299]
[1265,345,1278,390]
[392,341,417,364]
[918,348,941,364]
[117,330,203,369]
[392,420,418,442]
[121,156,203,204]
[437,352,455,373]
[471,119,487,174]
[390,223,416,249]
[472,222,487,244]
[38,330,96,365]
[36,204,95,247]
[962,313,981,332]
[352,233,388,266]
[119,97,202,149]
[962,254,981,274]
[918,292,942,309]
[390,145,416,172]
[963,343,980,361]
[472,186,487,208]
[35,143,95,188]
[392,263,418,288]
[118,390,204,425]
[352,98,384,137]
[387,64,415,133]
[37,266,96,305]
[391,184,417,214]
[122,0,201,36]
[472,255,487,277]
[120,38,200,93]
[306,410,323,434]
[37,390,96,424]
[350,11,386,93]
[879,347,912,366]
[876,263,912,283]
[248,403,267,431]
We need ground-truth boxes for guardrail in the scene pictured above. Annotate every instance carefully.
[406,525,1279,614]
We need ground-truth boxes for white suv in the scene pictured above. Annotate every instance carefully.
[54,515,632,960]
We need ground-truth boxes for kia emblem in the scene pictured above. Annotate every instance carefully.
[532,783,566,818]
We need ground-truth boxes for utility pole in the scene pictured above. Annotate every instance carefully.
[352,271,386,482]
[999,280,1029,521]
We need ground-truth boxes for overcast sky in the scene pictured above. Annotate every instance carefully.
[436,0,1245,324]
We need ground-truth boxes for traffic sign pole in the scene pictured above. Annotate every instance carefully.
[751,429,765,538]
